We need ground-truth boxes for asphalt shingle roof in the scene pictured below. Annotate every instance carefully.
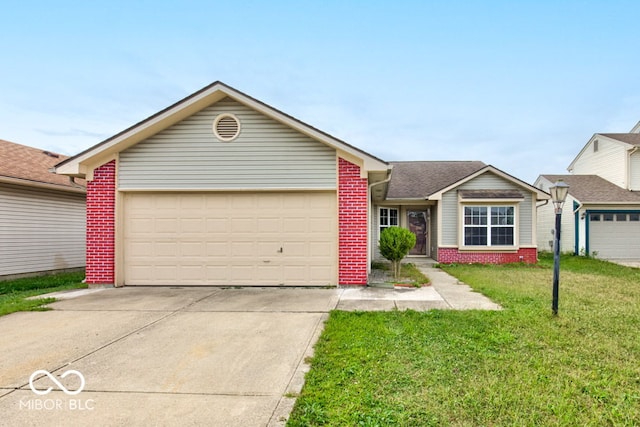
[387,161,486,199]
[599,133,640,146]
[0,139,85,189]
[540,174,640,203]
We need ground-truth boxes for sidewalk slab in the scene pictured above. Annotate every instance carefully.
[425,268,502,310]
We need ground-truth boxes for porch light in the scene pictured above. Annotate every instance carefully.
[549,180,570,214]
[549,179,569,316]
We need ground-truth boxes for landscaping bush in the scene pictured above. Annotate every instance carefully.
[379,227,416,279]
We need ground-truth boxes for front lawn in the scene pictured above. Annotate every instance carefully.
[0,271,86,317]
[288,254,640,426]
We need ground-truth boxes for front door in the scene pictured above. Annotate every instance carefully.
[407,210,429,256]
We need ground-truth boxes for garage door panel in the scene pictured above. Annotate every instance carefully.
[205,218,228,232]
[232,195,256,209]
[310,218,333,232]
[257,265,282,281]
[180,218,204,233]
[590,214,640,259]
[156,242,177,256]
[180,242,204,257]
[124,192,337,286]
[258,218,281,233]
[205,265,228,279]
[205,243,227,257]
[129,218,154,233]
[231,218,256,233]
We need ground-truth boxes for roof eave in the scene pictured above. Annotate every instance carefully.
[428,165,550,200]
[0,175,86,194]
[55,81,389,178]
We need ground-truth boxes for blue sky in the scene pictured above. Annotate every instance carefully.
[2,0,639,183]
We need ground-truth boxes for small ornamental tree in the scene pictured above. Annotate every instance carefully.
[379,227,416,280]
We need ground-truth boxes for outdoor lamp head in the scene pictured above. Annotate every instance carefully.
[550,180,570,212]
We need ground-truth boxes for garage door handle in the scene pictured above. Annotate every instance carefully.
[277,247,283,253]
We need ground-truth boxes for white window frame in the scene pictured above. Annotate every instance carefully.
[379,207,399,236]
[460,204,518,249]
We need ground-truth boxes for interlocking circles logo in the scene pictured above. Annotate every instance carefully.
[29,369,85,396]
[20,369,94,411]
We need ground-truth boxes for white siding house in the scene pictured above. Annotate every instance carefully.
[536,122,640,260]
[1,140,86,278]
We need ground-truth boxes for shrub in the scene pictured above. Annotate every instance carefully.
[379,227,416,279]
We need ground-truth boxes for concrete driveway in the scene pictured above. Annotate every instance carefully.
[0,287,340,426]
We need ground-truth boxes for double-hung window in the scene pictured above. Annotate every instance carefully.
[379,208,398,235]
[463,206,515,246]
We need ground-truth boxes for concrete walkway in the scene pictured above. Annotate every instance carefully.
[338,260,502,311]
[1,266,500,425]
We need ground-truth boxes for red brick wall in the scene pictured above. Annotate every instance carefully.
[85,160,116,285]
[437,247,538,264]
[338,158,368,285]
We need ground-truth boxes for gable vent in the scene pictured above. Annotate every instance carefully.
[213,113,240,142]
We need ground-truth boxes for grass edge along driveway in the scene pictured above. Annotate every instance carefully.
[0,271,86,317]
[288,254,640,426]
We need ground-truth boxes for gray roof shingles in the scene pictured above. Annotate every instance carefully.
[386,161,486,199]
[540,174,640,203]
[599,133,640,146]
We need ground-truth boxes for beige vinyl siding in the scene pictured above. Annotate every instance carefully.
[630,151,640,191]
[441,172,535,246]
[119,98,337,190]
[571,138,627,188]
[440,191,458,246]
[0,183,85,277]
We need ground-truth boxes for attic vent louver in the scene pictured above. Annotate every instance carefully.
[213,113,240,142]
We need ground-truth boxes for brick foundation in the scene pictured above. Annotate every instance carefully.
[338,158,368,285]
[437,247,538,264]
[85,160,116,285]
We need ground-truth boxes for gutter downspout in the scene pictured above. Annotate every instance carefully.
[572,200,583,256]
[628,147,639,190]
[367,168,393,272]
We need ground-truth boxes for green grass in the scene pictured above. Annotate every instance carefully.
[371,261,430,287]
[0,271,86,317]
[288,254,640,426]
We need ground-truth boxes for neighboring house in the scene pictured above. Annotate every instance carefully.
[0,139,86,279]
[535,123,640,259]
[54,81,549,288]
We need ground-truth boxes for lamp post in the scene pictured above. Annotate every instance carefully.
[549,180,570,316]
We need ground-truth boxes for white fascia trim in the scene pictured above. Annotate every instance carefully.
[429,166,549,201]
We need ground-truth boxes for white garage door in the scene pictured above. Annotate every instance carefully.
[123,192,337,286]
[590,213,640,259]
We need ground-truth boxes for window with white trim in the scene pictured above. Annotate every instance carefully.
[463,205,515,246]
[379,208,398,235]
